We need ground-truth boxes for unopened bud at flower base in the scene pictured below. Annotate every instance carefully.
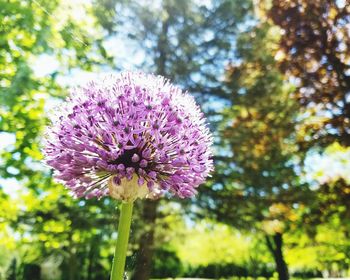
[108,175,150,202]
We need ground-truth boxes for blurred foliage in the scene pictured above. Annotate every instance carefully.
[199,20,303,280]
[268,0,350,148]
[1,0,350,280]
[151,247,183,278]
[0,0,115,279]
[0,0,107,180]
[91,1,253,279]
[174,221,252,267]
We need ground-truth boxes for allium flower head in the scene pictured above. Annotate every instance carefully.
[44,72,213,201]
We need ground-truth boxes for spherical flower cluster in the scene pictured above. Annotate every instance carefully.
[44,72,213,201]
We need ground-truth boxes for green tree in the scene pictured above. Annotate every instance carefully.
[0,1,114,279]
[93,1,252,279]
[299,144,350,276]
[266,1,350,275]
[200,22,306,280]
[0,0,107,180]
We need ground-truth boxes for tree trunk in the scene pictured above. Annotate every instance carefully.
[67,232,78,280]
[87,237,96,280]
[132,5,168,279]
[132,200,158,280]
[68,250,77,280]
[265,233,289,280]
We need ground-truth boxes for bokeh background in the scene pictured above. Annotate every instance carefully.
[1,0,350,279]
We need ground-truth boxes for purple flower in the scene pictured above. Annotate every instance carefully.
[44,72,213,201]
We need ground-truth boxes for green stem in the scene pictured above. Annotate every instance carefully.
[110,202,134,280]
